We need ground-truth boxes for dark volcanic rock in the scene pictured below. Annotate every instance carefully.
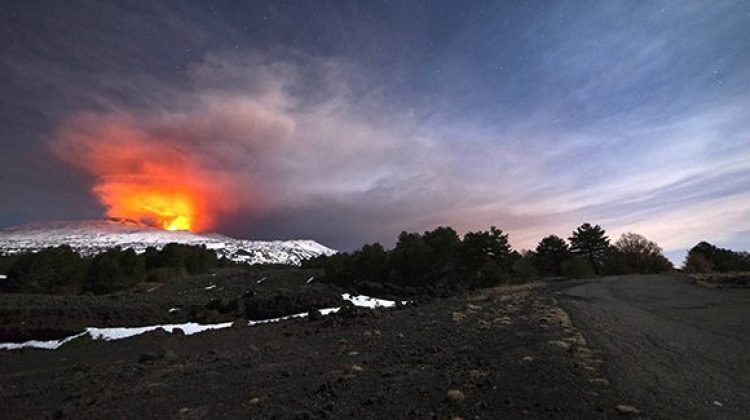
[0,271,623,419]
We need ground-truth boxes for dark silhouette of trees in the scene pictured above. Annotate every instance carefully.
[87,249,126,294]
[510,250,537,280]
[308,223,685,292]
[85,248,150,294]
[683,241,750,273]
[1,244,219,295]
[0,255,20,275]
[389,231,434,287]
[423,227,462,274]
[6,223,745,297]
[306,226,519,294]
[569,223,610,274]
[534,235,570,276]
[683,252,714,273]
[4,246,87,294]
[608,233,673,274]
[460,227,512,287]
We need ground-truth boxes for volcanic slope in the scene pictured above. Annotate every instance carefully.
[0,220,336,265]
[0,276,624,419]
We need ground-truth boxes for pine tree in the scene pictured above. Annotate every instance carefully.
[535,235,570,276]
[569,223,610,274]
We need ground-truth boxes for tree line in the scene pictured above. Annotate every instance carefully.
[0,223,745,296]
[0,244,231,295]
[304,223,676,293]
[683,241,750,273]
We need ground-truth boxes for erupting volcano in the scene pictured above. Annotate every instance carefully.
[97,185,197,231]
[52,113,243,232]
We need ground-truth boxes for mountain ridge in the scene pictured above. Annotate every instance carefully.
[0,219,337,266]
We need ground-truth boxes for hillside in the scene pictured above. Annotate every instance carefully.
[0,220,336,266]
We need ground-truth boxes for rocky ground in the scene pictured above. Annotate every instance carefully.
[0,268,340,342]
[0,270,634,419]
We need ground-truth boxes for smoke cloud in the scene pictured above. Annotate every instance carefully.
[50,52,457,235]
[52,93,300,231]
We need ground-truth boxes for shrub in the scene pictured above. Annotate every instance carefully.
[561,256,596,279]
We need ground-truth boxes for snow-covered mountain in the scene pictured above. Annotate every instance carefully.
[0,220,337,266]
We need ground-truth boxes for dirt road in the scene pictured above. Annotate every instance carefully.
[558,275,750,419]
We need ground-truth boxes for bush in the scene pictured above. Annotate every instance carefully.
[561,257,596,279]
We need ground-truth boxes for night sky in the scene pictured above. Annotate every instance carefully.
[1,0,749,263]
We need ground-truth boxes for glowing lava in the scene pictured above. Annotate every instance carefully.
[102,187,196,231]
[93,174,215,232]
[53,113,243,232]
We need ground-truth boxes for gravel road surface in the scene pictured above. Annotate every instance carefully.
[559,275,750,419]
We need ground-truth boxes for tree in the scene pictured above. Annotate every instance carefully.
[461,227,512,287]
[86,249,126,294]
[389,231,431,287]
[120,248,146,280]
[510,250,537,282]
[569,223,610,274]
[4,246,87,294]
[184,246,218,274]
[534,235,570,276]
[683,251,714,273]
[351,242,389,283]
[683,241,750,273]
[608,233,673,274]
[423,227,461,268]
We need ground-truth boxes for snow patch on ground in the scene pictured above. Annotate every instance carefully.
[0,322,233,351]
[0,293,402,351]
[342,293,407,308]
[0,332,88,350]
[87,322,233,341]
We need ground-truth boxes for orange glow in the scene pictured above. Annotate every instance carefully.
[53,114,243,232]
[98,186,197,231]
